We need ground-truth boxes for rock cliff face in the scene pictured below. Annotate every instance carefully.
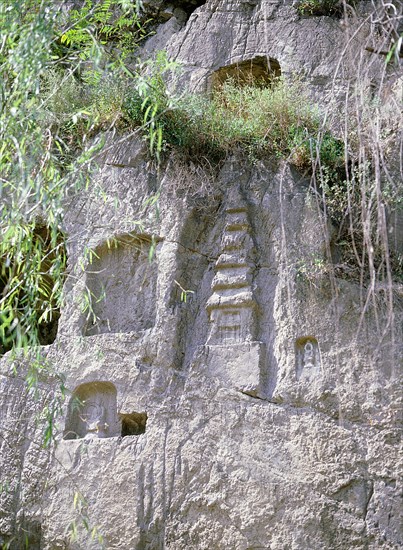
[0,1,402,549]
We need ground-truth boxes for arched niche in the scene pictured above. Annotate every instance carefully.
[84,234,159,336]
[64,381,120,440]
[210,56,281,91]
[295,336,321,379]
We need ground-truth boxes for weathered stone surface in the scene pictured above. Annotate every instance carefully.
[155,0,384,101]
[0,1,402,549]
[1,153,401,548]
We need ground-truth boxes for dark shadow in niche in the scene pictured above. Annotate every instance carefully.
[38,311,60,346]
[10,519,42,550]
[174,0,206,18]
[210,56,281,91]
[0,224,66,354]
[149,0,206,28]
[63,381,121,440]
[167,202,222,364]
[119,411,147,437]
[84,233,159,336]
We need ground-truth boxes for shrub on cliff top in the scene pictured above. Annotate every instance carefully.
[124,75,344,172]
[296,0,350,17]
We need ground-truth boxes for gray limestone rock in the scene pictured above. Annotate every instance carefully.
[0,1,402,549]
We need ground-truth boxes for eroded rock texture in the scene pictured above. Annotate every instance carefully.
[0,1,402,549]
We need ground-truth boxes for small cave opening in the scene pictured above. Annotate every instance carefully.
[175,0,206,17]
[0,223,66,354]
[210,56,281,91]
[119,411,148,437]
[156,0,206,22]
[146,0,206,27]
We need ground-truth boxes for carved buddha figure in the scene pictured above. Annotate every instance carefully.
[296,337,320,379]
[64,381,120,440]
[303,341,315,369]
[82,400,108,438]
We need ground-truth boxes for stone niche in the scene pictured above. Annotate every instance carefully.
[296,336,321,379]
[210,56,281,90]
[64,381,121,440]
[84,234,157,336]
[0,224,66,354]
[119,411,148,436]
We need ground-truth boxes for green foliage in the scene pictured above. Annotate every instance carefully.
[40,0,152,164]
[318,164,403,283]
[0,0,72,354]
[125,75,344,172]
[58,0,149,71]
[0,0,162,355]
[42,39,344,174]
[0,0,344,359]
[40,69,128,163]
[296,0,347,16]
[174,280,195,303]
[0,223,66,354]
[386,34,403,65]
[124,51,180,160]
[69,490,104,546]
[296,253,330,286]
[1,0,395,361]
[39,51,177,164]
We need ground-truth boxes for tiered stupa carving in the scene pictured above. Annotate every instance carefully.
[204,188,266,396]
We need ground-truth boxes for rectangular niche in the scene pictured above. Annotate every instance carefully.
[218,310,242,343]
[207,305,255,345]
[85,234,158,335]
[296,336,321,379]
[64,381,120,440]
[119,411,147,437]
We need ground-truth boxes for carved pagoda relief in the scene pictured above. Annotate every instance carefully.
[204,188,266,397]
[64,381,121,440]
[296,337,321,379]
[206,203,257,345]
